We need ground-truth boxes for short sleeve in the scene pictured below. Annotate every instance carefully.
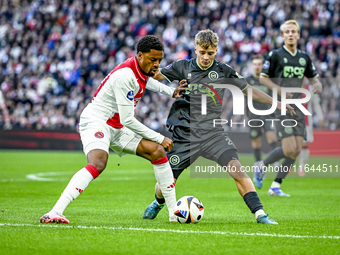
[113,70,138,106]
[229,69,249,91]
[304,55,319,78]
[261,51,275,78]
[160,60,186,82]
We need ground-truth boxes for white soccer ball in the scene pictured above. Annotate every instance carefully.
[174,196,204,224]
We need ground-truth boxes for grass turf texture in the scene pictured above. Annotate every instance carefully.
[0,150,339,255]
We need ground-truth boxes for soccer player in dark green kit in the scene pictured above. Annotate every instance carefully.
[253,20,322,196]
[143,29,294,224]
[246,55,279,165]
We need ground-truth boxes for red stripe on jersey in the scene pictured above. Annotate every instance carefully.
[106,113,123,129]
[151,156,169,165]
[92,56,149,101]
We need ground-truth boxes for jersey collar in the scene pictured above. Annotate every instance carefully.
[195,58,215,70]
[133,56,148,82]
[283,45,298,57]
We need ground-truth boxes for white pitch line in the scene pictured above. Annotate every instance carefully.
[0,223,339,240]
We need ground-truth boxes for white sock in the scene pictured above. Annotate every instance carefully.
[51,165,99,214]
[255,209,265,219]
[151,157,176,218]
[299,148,309,170]
[271,181,281,189]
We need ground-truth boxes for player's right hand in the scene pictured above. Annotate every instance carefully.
[173,79,188,98]
[161,137,174,152]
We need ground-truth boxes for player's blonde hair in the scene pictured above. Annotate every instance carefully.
[195,29,219,49]
[280,20,300,34]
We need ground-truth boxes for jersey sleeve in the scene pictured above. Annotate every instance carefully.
[304,55,319,78]
[229,69,249,91]
[114,70,138,106]
[146,78,175,98]
[160,60,186,82]
[261,51,276,78]
[114,70,164,144]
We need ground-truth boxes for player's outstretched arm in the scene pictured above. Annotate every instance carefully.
[244,85,296,116]
[259,75,293,98]
[308,76,322,94]
[146,78,187,99]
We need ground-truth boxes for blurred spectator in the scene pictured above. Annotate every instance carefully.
[0,0,339,131]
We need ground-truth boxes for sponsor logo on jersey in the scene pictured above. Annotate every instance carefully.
[283,66,305,78]
[208,71,219,80]
[126,90,134,101]
[94,131,104,139]
[263,60,270,69]
[165,64,172,69]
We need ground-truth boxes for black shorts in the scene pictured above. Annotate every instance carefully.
[248,114,276,139]
[167,126,238,179]
[275,109,306,140]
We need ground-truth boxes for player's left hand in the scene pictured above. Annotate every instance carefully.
[173,79,188,99]
[277,102,296,116]
[312,83,322,94]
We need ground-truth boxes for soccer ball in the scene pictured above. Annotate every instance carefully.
[174,196,204,224]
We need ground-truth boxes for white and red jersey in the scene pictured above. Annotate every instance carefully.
[81,56,175,144]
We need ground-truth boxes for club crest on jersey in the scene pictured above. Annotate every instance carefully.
[299,58,306,66]
[208,71,219,81]
[126,90,134,101]
[263,60,270,69]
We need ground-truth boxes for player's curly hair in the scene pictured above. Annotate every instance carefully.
[137,35,164,53]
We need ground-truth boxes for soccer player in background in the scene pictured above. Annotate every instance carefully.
[254,20,322,196]
[40,35,186,224]
[143,29,295,224]
[246,55,279,167]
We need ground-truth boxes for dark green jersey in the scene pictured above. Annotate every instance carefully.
[261,45,318,101]
[246,75,271,111]
[160,58,248,129]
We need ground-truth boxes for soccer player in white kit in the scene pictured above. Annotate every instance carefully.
[40,35,185,224]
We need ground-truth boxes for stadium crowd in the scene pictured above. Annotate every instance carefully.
[0,0,339,131]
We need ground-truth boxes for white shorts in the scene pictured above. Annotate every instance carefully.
[79,117,142,156]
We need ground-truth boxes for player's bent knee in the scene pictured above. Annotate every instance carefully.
[150,144,166,161]
[87,149,108,173]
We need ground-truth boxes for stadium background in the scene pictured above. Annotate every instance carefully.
[0,0,339,155]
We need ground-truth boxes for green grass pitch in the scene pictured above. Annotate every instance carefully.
[0,150,339,255]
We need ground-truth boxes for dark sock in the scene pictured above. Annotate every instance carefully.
[274,157,296,183]
[155,193,165,205]
[269,141,277,151]
[263,147,285,166]
[254,148,261,161]
[243,191,263,214]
